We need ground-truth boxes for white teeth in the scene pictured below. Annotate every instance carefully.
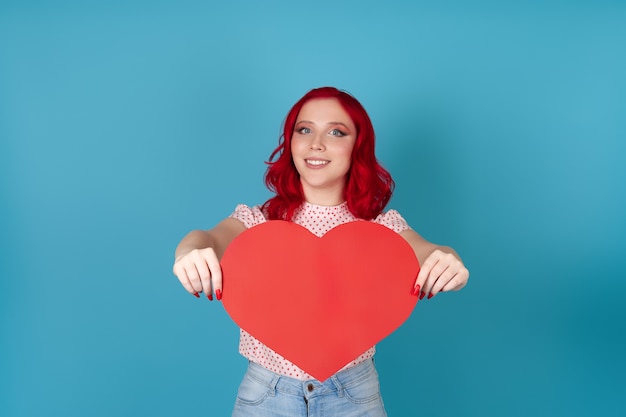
[306,159,329,166]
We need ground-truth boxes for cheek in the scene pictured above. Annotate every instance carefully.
[290,141,305,170]
[340,142,356,161]
[290,138,305,155]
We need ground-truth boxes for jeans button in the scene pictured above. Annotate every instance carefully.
[307,383,314,392]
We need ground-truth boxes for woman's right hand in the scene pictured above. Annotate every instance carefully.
[172,247,223,300]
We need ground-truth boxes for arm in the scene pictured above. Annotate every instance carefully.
[173,217,246,300]
[400,229,469,300]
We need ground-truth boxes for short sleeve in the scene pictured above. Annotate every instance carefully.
[228,204,267,229]
[373,209,410,233]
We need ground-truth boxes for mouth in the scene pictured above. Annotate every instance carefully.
[305,159,330,167]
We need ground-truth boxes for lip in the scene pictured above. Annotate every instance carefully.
[304,158,330,167]
[304,158,330,168]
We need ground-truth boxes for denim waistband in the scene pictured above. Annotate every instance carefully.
[245,359,378,400]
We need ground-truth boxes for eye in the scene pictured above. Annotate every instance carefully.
[296,127,312,134]
[329,128,346,137]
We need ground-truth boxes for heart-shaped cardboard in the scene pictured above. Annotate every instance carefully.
[221,220,419,381]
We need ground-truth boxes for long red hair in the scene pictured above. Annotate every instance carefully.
[263,87,394,221]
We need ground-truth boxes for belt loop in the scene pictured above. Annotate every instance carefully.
[330,375,344,397]
[268,375,280,397]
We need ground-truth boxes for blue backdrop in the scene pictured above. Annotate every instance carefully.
[1,1,624,416]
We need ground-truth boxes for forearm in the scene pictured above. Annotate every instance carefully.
[431,245,461,261]
[399,229,462,265]
[175,230,215,261]
[174,218,246,262]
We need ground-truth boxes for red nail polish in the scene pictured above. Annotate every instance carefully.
[427,293,434,300]
[193,292,200,298]
[411,285,420,296]
[207,293,213,301]
[216,289,222,301]
[419,291,426,300]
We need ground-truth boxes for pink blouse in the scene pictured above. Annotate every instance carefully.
[229,201,410,381]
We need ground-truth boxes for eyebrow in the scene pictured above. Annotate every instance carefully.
[296,120,352,130]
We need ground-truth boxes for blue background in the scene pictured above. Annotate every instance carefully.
[1,1,625,416]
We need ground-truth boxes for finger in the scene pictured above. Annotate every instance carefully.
[195,259,213,301]
[430,266,459,296]
[416,266,434,300]
[415,250,443,292]
[422,257,451,296]
[442,266,470,292]
[184,262,204,294]
[207,256,223,300]
[410,279,421,297]
[424,267,450,299]
[410,269,420,296]
[173,262,199,297]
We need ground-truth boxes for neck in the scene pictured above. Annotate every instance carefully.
[302,186,345,207]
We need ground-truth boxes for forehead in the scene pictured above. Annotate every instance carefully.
[297,98,354,125]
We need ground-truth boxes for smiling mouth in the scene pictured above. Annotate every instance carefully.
[305,159,330,166]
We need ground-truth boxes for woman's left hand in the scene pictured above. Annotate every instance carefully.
[414,249,469,300]
[400,229,469,300]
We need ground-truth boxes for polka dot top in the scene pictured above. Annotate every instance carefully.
[229,201,410,381]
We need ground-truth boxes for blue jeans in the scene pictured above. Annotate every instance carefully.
[231,359,387,416]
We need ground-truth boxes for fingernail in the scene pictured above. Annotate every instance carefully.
[193,292,200,298]
[427,293,434,300]
[419,291,426,300]
[207,293,213,301]
[411,285,420,296]
[216,289,222,301]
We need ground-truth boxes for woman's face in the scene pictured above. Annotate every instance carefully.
[291,98,357,205]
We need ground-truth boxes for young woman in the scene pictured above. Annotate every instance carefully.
[173,87,469,416]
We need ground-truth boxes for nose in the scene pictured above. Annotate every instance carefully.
[310,133,325,151]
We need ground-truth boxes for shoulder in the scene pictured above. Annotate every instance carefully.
[228,204,267,229]
[372,209,411,233]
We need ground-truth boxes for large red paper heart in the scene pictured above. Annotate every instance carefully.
[221,220,419,381]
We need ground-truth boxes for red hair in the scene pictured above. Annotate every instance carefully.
[263,87,394,221]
